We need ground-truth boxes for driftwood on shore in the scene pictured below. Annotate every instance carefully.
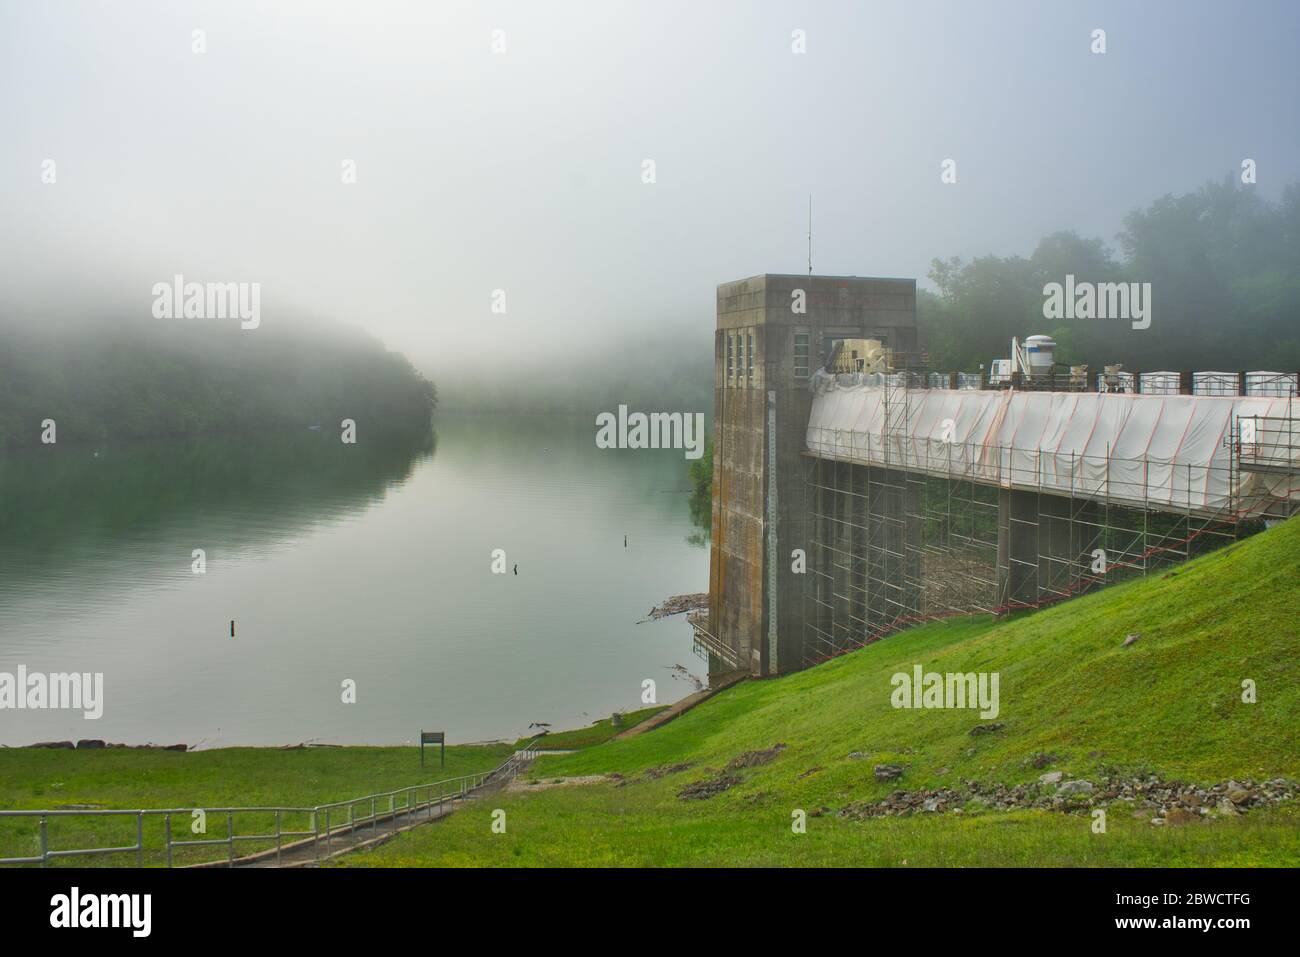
[639,592,708,623]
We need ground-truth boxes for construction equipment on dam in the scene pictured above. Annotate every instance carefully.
[694,274,1300,678]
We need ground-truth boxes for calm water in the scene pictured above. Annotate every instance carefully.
[0,415,709,747]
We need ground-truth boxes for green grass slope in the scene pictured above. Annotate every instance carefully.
[0,744,513,867]
[346,517,1300,867]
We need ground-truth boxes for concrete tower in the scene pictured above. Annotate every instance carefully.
[707,274,917,677]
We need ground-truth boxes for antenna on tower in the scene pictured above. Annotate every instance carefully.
[807,194,813,276]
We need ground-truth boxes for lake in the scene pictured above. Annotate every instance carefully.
[0,415,710,747]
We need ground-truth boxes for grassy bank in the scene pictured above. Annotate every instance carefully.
[0,743,512,867]
[515,706,665,751]
[339,516,1300,867]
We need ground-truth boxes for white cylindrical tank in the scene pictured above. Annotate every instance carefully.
[1023,335,1057,378]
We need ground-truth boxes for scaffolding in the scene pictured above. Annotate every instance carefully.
[800,376,1299,669]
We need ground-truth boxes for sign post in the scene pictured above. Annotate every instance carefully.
[420,731,445,769]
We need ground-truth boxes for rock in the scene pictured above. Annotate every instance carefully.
[1228,788,1251,805]
[727,744,786,770]
[922,797,940,812]
[1031,753,1058,769]
[1057,780,1094,796]
[969,723,1004,736]
[677,774,742,801]
[797,766,823,779]
[1216,798,1239,816]
[1163,808,1197,825]
[643,762,693,780]
[29,740,75,749]
[1039,771,1064,785]
[163,744,188,752]
[934,767,950,776]
[75,739,106,750]
[874,764,904,782]
[847,751,868,760]
[1122,633,1140,647]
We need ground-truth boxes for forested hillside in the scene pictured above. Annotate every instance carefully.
[0,318,436,448]
[920,176,1300,373]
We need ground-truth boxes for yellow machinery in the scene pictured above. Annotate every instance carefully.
[826,338,890,374]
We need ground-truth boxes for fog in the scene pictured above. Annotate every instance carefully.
[3,0,1298,385]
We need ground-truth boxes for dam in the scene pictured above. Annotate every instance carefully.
[696,274,1300,679]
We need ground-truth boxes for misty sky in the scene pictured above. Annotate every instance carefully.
[3,0,1298,374]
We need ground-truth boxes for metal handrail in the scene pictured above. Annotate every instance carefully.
[0,741,540,868]
[688,616,742,669]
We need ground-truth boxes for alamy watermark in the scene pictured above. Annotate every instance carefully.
[1042,274,1150,330]
[0,666,103,719]
[595,405,706,460]
[151,274,260,330]
[50,887,150,937]
[890,664,999,719]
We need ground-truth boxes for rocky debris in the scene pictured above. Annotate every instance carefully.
[677,774,743,801]
[874,764,904,782]
[1122,633,1140,647]
[1057,780,1094,796]
[969,723,1004,736]
[642,762,694,780]
[665,663,705,691]
[642,593,709,622]
[838,774,1297,821]
[727,743,786,770]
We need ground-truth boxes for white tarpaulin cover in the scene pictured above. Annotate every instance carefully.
[806,372,1299,515]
